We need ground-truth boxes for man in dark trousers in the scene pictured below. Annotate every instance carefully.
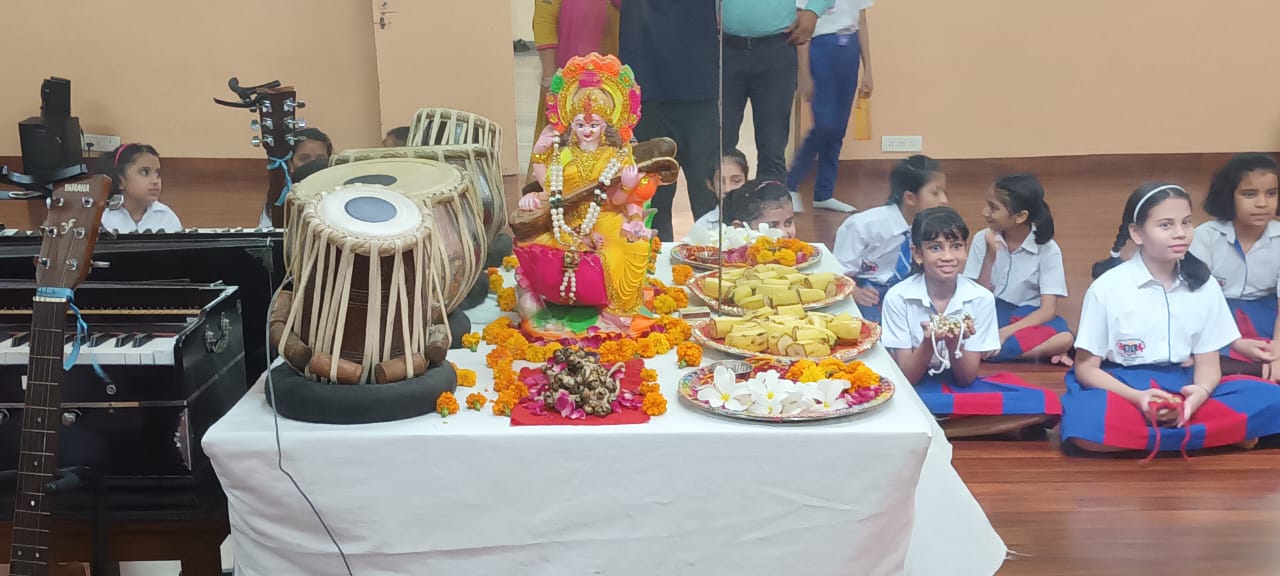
[620,0,719,242]
[722,0,831,187]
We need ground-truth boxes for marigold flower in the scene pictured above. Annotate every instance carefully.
[658,316,692,344]
[776,248,797,267]
[501,255,519,271]
[672,265,694,286]
[638,381,661,396]
[653,294,678,315]
[641,368,659,383]
[492,392,516,416]
[482,317,514,345]
[456,368,477,388]
[497,287,516,312]
[642,391,667,416]
[797,364,826,383]
[635,339,658,359]
[436,392,460,417]
[647,332,672,355]
[461,332,482,352]
[666,287,689,309]
[677,341,703,368]
[785,359,817,381]
[489,274,504,293]
[598,339,636,365]
[486,347,514,370]
[494,367,517,393]
[466,392,488,411]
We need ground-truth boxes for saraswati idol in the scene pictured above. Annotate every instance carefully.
[510,53,678,337]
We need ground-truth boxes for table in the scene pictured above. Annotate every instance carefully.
[204,246,1006,575]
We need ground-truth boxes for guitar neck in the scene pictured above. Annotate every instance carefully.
[9,298,69,576]
[266,167,286,227]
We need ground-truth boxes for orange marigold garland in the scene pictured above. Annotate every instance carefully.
[492,392,516,416]
[466,392,488,411]
[653,294,678,315]
[486,347,514,370]
[638,381,661,396]
[672,264,694,286]
[488,273,504,293]
[482,317,514,345]
[642,391,667,416]
[677,341,702,368]
[657,316,692,343]
[775,248,797,267]
[436,392,460,417]
[497,287,517,312]
[647,332,673,355]
[641,368,659,383]
[597,339,637,365]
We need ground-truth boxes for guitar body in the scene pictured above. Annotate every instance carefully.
[8,176,111,576]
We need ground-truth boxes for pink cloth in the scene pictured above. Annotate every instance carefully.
[555,0,613,67]
[514,243,609,307]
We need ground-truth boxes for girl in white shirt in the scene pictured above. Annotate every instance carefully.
[98,143,183,233]
[965,174,1074,364]
[1190,153,1280,382]
[882,206,1061,438]
[833,155,948,322]
[689,149,750,236]
[1064,182,1280,455]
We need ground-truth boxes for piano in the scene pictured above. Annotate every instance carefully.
[0,282,246,518]
[0,227,284,386]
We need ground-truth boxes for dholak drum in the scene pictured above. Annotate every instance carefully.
[331,144,507,243]
[286,159,485,314]
[280,160,484,385]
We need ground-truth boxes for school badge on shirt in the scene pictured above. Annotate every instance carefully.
[859,260,879,275]
[1116,339,1146,359]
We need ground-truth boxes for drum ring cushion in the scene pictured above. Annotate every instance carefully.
[266,360,458,424]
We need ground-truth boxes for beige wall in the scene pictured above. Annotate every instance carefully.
[512,0,535,41]
[373,0,519,171]
[825,0,1280,159]
[0,0,383,159]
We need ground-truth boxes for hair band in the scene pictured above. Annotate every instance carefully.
[1109,250,1121,258]
[114,143,141,169]
[1133,184,1184,221]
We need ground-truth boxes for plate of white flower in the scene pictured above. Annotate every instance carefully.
[677,359,894,423]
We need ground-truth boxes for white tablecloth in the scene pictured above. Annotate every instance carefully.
[204,246,1005,576]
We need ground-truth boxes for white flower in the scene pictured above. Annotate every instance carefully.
[697,365,752,411]
[747,371,797,415]
[814,379,851,411]
[688,224,785,251]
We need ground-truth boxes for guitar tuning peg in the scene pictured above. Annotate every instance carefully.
[263,135,275,147]
[286,135,297,146]
[296,118,307,129]
[260,100,272,113]
[296,100,306,109]
[108,195,124,210]
[260,118,273,130]
[250,135,262,148]
[250,119,260,132]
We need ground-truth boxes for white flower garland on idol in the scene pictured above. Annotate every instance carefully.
[547,141,624,248]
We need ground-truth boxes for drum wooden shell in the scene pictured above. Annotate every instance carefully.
[408,108,503,157]
[285,160,483,317]
[332,144,507,243]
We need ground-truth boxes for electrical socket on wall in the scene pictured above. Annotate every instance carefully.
[881,136,923,153]
[83,134,121,155]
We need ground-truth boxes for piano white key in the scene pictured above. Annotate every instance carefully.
[0,334,177,366]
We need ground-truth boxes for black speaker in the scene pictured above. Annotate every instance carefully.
[41,77,71,119]
[18,116,83,181]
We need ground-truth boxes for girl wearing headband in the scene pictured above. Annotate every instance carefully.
[687,149,751,237]
[964,174,1075,364]
[832,154,947,322]
[1062,182,1280,455]
[97,143,183,233]
[1190,153,1280,382]
[720,179,797,238]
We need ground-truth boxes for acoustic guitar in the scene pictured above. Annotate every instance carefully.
[7,176,111,575]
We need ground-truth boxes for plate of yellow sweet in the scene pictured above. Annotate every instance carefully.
[688,264,856,316]
[691,308,881,362]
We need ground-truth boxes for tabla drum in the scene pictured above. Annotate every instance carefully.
[408,108,503,158]
[331,144,507,243]
[279,184,435,384]
[286,158,485,314]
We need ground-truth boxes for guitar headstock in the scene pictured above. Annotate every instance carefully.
[253,86,304,159]
[35,175,111,290]
[213,77,306,159]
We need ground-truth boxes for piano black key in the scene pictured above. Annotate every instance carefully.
[64,333,77,345]
[132,333,154,348]
[10,332,29,347]
[87,333,107,347]
[115,333,135,348]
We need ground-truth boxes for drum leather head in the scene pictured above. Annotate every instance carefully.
[290,158,465,205]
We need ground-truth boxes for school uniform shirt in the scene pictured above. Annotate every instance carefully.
[881,274,1001,369]
[832,204,909,283]
[963,228,1068,308]
[1076,254,1240,367]
[99,201,183,233]
[1189,219,1280,300]
[804,0,874,37]
[686,207,721,238]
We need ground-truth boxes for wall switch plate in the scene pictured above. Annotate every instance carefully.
[83,134,121,154]
[881,135,923,153]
